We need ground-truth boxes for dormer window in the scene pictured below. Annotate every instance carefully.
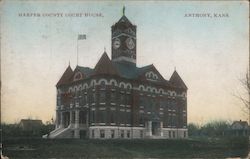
[73,72,83,81]
[145,71,159,81]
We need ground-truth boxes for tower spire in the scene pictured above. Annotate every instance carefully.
[123,6,125,16]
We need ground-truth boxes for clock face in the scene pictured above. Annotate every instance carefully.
[126,38,135,50]
[113,38,121,49]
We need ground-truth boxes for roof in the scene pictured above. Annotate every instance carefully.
[112,15,136,30]
[76,66,94,78]
[56,65,73,87]
[112,61,139,79]
[94,52,119,75]
[169,70,188,90]
[19,119,43,130]
[56,53,187,89]
[20,119,43,126]
[231,120,248,130]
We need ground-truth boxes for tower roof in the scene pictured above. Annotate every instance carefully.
[56,65,73,87]
[112,12,136,30]
[113,15,135,28]
[169,70,187,90]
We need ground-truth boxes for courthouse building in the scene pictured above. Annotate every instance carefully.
[48,9,188,139]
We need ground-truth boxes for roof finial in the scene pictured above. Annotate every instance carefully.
[69,61,71,66]
[174,66,176,71]
[123,6,125,16]
[104,47,106,52]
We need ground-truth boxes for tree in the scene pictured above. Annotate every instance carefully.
[237,72,250,124]
[187,123,200,137]
[200,120,230,137]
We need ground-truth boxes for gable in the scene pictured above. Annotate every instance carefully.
[231,121,248,130]
[56,65,73,87]
[232,122,244,129]
[169,71,187,90]
[138,65,166,83]
[94,52,119,75]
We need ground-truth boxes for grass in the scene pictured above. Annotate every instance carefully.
[2,137,249,159]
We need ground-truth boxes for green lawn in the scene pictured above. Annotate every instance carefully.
[2,137,249,158]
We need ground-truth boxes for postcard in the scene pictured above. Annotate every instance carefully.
[1,0,249,158]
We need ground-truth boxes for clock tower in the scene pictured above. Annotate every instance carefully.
[111,7,137,65]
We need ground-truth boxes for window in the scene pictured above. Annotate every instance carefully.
[184,131,186,138]
[89,93,96,103]
[111,92,116,102]
[100,91,106,103]
[121,130,124,138]
[169,131,171,138]
[126,112,131,125]
[90,110,95,123]
[99,110,106,123]
[139,116,144,125]
[127,130,130,138]
[79,97,84,106]
[126,95,131,105]
[120,94,125,104]
[92,130,95,138]
[84,94,88,103]
[110,112,115,123]
[100,81,106,90]
[139,97,144,106]
[100,129,105,138]
[79,111,86,124]
[111,82,116,90]
[172,114,177,127]
[57,96,61,106]
[173,131,176,138]
[167,115,172,126]
[140,130,143,138]
[93,93,96,102]
[111,130,115,138]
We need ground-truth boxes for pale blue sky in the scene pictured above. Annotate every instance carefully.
[1,1,249,124]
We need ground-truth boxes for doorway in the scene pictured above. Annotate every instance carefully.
[152,122,160,136]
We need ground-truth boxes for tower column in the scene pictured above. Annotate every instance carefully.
[60,112,63,128]
[69,111,73,127]
[74,110,80,138]
[160,122,163,137]
[55,111,59,128]
[145,121,152,137]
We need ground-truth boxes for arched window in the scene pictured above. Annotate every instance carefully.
[100,81,106,90]
[139,116,144,125]
[111,92,116,102]
[140,87,143,91]
[100,91,106,103]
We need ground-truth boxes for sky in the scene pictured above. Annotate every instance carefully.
[1,1,249,124]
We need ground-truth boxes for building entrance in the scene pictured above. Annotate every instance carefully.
[152,122,160,136]
[63,112,70,128]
